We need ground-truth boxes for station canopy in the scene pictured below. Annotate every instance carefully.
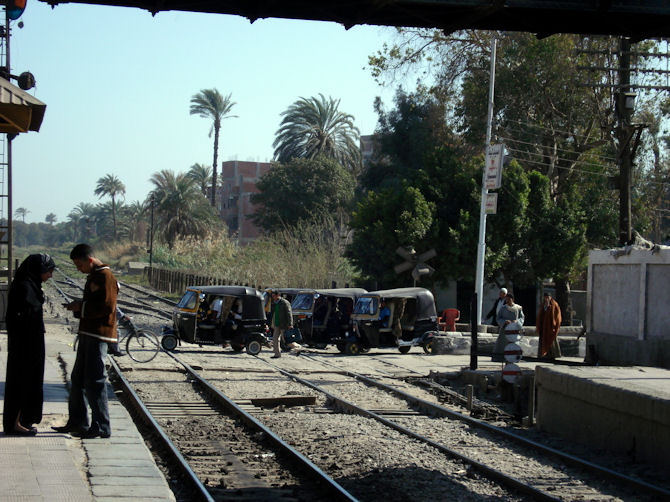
[0,77,46,133]
[39,1,670,39]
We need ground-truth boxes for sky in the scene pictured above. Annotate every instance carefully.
[8,2,403,223]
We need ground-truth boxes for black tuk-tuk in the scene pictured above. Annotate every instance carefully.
[347,287,439,355]
[291,288,367,348]
[161,285,269,355]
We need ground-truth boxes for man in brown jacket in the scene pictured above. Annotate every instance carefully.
[52,244,118,438]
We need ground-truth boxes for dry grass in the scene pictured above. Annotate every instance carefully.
[152,221,360,289]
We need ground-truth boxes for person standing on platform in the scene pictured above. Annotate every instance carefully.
[3,253,55,436]
[492,293,525,362]
[52,244,118,439]
[537,292,562,360]
[485,287,507,325]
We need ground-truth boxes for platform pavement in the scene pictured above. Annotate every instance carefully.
[0,317,176,502]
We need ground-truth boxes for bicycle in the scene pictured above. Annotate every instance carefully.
[72,316,160,363]
[118,316,160,363]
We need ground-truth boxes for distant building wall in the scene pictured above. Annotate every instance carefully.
[587,247,670,368]
[218,160,272,245]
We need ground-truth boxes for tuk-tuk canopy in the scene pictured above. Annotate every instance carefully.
[292,288,367,312]
[356,287,437,320]
[182,285,265,320]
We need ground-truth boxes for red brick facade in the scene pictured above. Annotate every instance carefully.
[217,161,272,245]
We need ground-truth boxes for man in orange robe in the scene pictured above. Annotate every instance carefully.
[537,292,562,359]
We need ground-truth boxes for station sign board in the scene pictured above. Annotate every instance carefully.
[484,143,504,190]
[485,193,498,214]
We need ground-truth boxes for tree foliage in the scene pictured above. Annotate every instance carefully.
[273,94,362,174]
[250,156,355,233]
[148,169,220,248]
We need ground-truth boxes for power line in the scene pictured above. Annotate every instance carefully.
[500,135,617,164]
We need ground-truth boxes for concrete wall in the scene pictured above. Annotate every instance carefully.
[587,247,670,367]
[535,365,670,470]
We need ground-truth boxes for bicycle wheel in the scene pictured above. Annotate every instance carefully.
[126,329,160,363]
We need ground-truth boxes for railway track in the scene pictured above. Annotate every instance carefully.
[285,354,670,501]
[109,353,355,501]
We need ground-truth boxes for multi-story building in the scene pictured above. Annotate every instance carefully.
[218,160,272,245]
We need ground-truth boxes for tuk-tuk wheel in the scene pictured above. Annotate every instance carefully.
[423,338,435,354]
[246,339,263,355]
[314,342,328,350]
[345,341,360,355]
[398,346,411,354]
[161,334,178,352]
[231,343,244,352]
[336,342,346,353]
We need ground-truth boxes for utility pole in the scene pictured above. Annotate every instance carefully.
[616,37,633,246]
[474,36,497,326]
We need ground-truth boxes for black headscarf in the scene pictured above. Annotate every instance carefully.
[14,253,56,286]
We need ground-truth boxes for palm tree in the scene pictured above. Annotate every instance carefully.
[148,169,218,248]
[94,174,126,240]
[187,163,213,196]
[45,213,57,225]
[273,94,362,174]
[190,89,237,208]
[69,202,98,240]
[14,207,29,222]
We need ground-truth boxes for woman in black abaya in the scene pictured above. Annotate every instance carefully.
[3,253,55,435]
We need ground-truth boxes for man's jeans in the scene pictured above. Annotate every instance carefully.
[68,335,110,435]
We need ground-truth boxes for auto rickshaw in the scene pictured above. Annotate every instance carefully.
[347,287,439,355]
[160,285,269,355]
[291,288,367,348]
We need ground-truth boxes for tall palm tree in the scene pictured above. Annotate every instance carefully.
[70,202,97,240]
[190,89,237,208]
[14,207,29,222]
[187,163,213,196]
[45,213,57,225]
[94,173,126,240]
[273,94,362,174]
[148,169,217,248]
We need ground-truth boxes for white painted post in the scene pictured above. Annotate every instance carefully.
[475,36,497,326]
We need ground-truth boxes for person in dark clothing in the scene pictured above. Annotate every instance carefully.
[485,287,507,325]
[3,253,56,436]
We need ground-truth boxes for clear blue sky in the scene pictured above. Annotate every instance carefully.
[9,2,400,223]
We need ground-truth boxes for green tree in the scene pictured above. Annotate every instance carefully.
[14,207,29,222]
[190,89,237,208]
[348,184,434,287]
[273,94,362,174]
[94,173,126,240]
[187,163,212,196]
[148,169,219,248]
[251,156,355,233]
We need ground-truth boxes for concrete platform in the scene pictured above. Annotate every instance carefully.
[0,317,175,502]
[535,364,670,470]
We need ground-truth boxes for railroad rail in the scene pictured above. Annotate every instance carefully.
[110,352,357,501]
[270,354,670,501]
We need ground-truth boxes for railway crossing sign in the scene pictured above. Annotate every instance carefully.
[394,247,437,284]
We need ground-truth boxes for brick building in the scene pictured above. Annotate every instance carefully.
[218,160,272,245]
